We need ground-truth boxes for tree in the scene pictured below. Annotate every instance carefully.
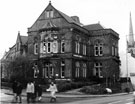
[102,61,120,87]
[6,56,32,83]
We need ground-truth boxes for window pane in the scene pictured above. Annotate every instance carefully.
[61,42,65,53]
[47,43,51,53]
[75,42,78,53]
[52,41,58,53]
[50,11,54,18]
[46,11,50,18]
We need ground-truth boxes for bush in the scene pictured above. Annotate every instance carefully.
[80,85,107,94]
[79,83,122,94]
[56,81,89,92]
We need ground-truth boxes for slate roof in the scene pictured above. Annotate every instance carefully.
[58,10,83,26]
[83,23,105,31]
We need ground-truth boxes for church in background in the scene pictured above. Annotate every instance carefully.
[1,2,120,83]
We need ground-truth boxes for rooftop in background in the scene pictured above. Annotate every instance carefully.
[20,36,28,45]
[83,23,105,31]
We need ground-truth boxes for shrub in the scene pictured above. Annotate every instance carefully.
[56,81,89,92]
[79,85,107,94]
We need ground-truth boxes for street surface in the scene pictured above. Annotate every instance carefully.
[65,94,135,104]
[0,89,135,104]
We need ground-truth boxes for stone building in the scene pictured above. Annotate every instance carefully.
[1,2,120,82]
[1,32,28,79]
[27,2,120,81]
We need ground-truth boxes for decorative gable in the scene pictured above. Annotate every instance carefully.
[28,2,83,32]
[42,20,57,29]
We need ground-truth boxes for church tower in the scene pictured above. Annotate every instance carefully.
[128,12,135,46]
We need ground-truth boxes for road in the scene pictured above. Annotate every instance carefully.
[65,94,135,104]
[0,90,135,104]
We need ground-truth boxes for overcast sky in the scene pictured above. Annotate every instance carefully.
[0,0,135,77]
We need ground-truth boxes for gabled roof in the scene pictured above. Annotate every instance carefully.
[28,2,83,31]
[83,23,105,31]
[20,36,28,45]
[57,10,83,26]
[16,32,28,45]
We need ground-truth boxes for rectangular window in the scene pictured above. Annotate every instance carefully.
[75,42,78,53]
[83,44,86,55]
[83,63,87,78]
[46,10,54,18]
[94,63,102,78]
[75,41,80,54]
[61,41,65,53]
[47,42,51,53]
[94,45,98,56]
[50,10,54,18]
[75,68,79,78]
[77,42,80,54]
[61,61,65,78]
[94,43,103,56]
[75,62,80,78]
[115,47,117,56]
[46,11,50,18]
[52,41,58,53]
[112,46,114,56]
[34,43,38,54]
[99,44,103,56]
[43,42,47,53]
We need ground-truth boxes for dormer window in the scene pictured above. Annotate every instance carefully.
[46,10,54,18]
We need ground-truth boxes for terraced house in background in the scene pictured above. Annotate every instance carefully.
[1,2,120,83]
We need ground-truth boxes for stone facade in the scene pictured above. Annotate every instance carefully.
[26,2,120,81]
[1,2,120,82]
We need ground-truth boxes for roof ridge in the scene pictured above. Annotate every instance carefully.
[57,10,83,26]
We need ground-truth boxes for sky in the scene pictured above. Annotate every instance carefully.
[0,0,135,77]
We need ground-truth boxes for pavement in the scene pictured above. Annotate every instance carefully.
[1,87,130,98]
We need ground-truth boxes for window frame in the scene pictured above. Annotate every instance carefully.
[83,44,86,55]
[75,41,80,54]
[82,63,87,78]
[34,43,38,55]
[94,63,103,78]
[94,43,103,56]
[61,41,65,53]
[61,61,65,78]
[46,10,54,18]
[75,62,80,78]
[47,42,51,53]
